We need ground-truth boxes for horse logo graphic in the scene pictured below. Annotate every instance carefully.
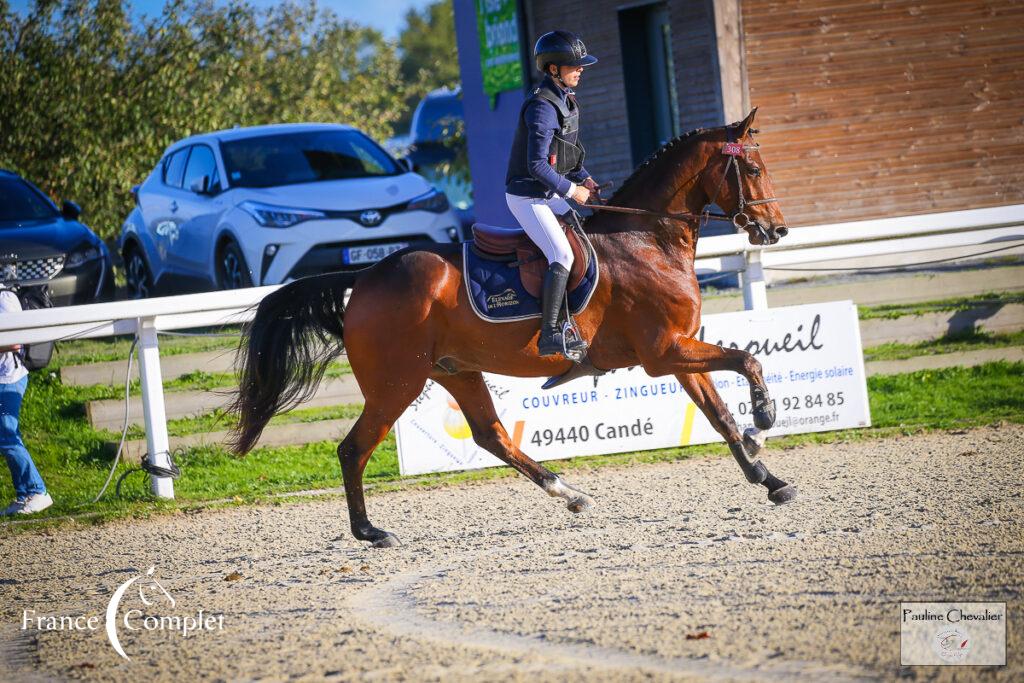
[105,566,175,660]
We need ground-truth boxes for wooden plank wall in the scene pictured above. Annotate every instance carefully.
[742,0,1024,226]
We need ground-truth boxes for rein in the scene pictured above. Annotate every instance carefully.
[582,203,730,224]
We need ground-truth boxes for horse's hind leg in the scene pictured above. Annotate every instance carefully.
[337,406,407,547]
[677,372,797,505]
[435,371,595,513]
[338,363,432,547]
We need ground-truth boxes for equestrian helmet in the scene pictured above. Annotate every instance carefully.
[534,30,598,72]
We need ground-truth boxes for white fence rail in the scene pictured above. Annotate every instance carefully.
[0,286,279,498]
[0,204,1022,499]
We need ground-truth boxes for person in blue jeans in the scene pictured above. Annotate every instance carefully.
[0,275,51,515]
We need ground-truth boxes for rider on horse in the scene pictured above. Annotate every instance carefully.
[505,30,601,361]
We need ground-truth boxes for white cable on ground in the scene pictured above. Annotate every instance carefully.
[91,335,138,503]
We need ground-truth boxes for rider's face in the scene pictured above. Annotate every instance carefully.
[553,65,584,87]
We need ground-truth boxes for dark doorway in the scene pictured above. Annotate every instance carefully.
[618,2,681,166]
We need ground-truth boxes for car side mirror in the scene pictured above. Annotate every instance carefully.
[189,175,214,195]
[398,156,414,173]
[61,201,82,220]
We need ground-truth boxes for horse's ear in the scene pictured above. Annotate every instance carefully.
[732,107,758,138]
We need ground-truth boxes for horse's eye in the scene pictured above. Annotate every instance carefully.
[746,164,761,177]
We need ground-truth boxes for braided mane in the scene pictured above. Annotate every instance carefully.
[608,124,723,202]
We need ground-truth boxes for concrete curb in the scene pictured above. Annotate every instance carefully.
[865,346,1024,376]
[88,376,362,431]
[61,349,238,387]
[859,304,1024,346]
[703,264,1024,314]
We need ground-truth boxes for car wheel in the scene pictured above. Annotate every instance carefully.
[217,241,252,290]
[124,248,153,299]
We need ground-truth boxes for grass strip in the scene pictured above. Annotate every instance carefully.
[2,361,1022,532]
[124,403,365,440]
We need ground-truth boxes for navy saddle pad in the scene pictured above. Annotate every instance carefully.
[462,231,599,323]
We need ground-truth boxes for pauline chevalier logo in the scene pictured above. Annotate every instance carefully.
[21,566,225,660]
[900,602,1005,666]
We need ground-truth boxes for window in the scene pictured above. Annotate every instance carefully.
[221,130,400,189]
[182,144,219,193]
[162,147,190,188]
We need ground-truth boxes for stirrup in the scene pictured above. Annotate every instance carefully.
[561,319,588,363]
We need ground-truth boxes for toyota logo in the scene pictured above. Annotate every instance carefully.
[359,209,383,227]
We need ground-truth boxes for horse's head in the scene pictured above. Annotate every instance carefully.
[700,108,788,246]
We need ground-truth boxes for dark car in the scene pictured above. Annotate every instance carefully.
[403,88,474,235]
[0,170,115,305]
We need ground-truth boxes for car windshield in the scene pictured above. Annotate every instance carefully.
[0,177,58,222]
[221,130,400,188]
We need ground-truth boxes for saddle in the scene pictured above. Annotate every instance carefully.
[470,221,591,298]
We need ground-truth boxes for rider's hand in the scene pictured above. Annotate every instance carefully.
[582,177,603,204]
[570,184,591,204]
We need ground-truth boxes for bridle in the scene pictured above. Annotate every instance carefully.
[585,131,782,243]
[700,137,781,243]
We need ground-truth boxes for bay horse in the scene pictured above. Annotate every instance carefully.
[229,108,796,547]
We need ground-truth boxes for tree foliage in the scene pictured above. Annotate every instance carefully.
[398,0,458,90]
[394,0,458,134]
[0,0,410,241]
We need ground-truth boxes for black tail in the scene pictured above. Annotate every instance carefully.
[229,271,359,454]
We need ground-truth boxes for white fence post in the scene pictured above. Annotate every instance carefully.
[741,250,768,311]
[137,317,174,499]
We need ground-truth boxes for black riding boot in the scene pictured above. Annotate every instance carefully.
[538,263,570,357]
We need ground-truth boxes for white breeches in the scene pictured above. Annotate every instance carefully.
[505,193,574,269]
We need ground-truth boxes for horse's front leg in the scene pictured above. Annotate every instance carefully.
[675,372,796,505]
[639,335,795,505]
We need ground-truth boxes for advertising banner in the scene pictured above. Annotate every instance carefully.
[475,0,523,107]
[395,301,871,476]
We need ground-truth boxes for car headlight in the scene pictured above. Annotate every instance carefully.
[406,188,450,213]
[239,200,326,228]
[65,245,101,268]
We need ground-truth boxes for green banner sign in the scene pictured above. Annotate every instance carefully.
[475,0,523,108]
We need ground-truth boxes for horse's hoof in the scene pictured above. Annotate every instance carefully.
[743,427,766,457]
[371,533,401,548]
[567,495,594,514]
[768,485,798,505]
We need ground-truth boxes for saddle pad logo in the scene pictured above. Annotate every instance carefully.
[486,288,520,309]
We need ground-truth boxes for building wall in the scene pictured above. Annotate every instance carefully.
[524,0,727,189]
[742,0,1024,226]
